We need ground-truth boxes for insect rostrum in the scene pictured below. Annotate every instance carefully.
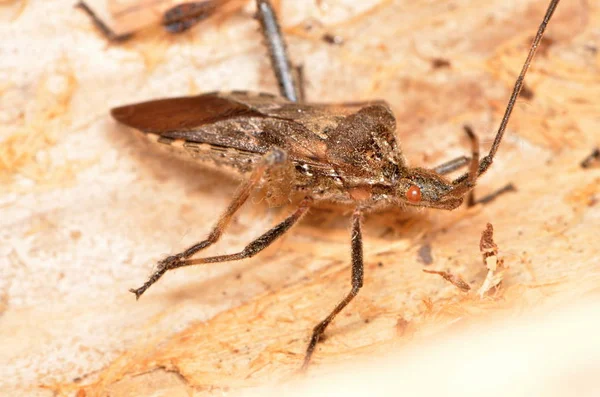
[111,0,560,370]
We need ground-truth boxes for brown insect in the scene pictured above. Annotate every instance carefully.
[110,0,560,369]
[77,0,248,42]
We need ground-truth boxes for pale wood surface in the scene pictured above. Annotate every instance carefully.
[1,1,599,396]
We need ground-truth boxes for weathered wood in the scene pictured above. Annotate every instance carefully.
[1,0,598,396]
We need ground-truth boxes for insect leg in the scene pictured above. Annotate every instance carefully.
[435,127,515,206]
[294,64,306,102]
[76,1,133,42]
[434,155,470,175]
[434,125,484,175]
[468,183,516,206]
[129,147,288,299]
[447,126,480,199]
[131,198,311,294]
[302,207,364,370]
[436,155,515,206]
[256,0,300,102]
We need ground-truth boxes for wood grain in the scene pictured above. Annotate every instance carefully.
[1,0,598,396]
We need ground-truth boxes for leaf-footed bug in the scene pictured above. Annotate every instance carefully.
[110,0,560,369]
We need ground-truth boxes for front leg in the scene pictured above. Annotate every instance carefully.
[435,126,515,207]
[302,207,364,370]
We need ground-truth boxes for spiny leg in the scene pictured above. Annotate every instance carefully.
[438,155,515,206]
[302,207,364,370]
[468,183,516,206]
[453,0,560,185]
[256,0,300,102]
[434,155,471,175]
[148,197,311,269]
[447,126,480,199]
[433,124,483,176]
[130,147,288,299]
[434,127,515,206]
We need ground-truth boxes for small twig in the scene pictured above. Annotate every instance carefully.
[580,148,600,169]
[423,269,471,292]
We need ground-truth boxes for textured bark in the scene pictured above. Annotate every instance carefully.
[1,0,599,396]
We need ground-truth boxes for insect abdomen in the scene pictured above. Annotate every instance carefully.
[142,131,260,176]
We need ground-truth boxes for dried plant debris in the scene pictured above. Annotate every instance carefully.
[431,58,451,69]
[422,223,506,297]
[77,0,247,42]
[395,317,410,336]
[477,223,506,297]
[580,148,600,169]
[322,33,344,45]
[423,269,471,292]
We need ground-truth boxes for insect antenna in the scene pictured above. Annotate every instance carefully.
[452,0,560,188]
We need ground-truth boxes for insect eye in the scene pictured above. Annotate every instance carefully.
[406,185,422,203]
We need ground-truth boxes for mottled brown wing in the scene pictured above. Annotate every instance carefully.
[111,91,403,180]
[111,92,267,133]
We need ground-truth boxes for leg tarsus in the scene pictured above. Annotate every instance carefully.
[130,197,311,298]
[467,182,516,207]
[129,147,288,299]
[301,208,364,370]
[302,286,360,370]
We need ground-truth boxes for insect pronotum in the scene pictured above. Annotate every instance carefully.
[110,0,560,369]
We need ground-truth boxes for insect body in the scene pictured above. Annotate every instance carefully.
[112,91,462,209]
[111,0,560,369]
